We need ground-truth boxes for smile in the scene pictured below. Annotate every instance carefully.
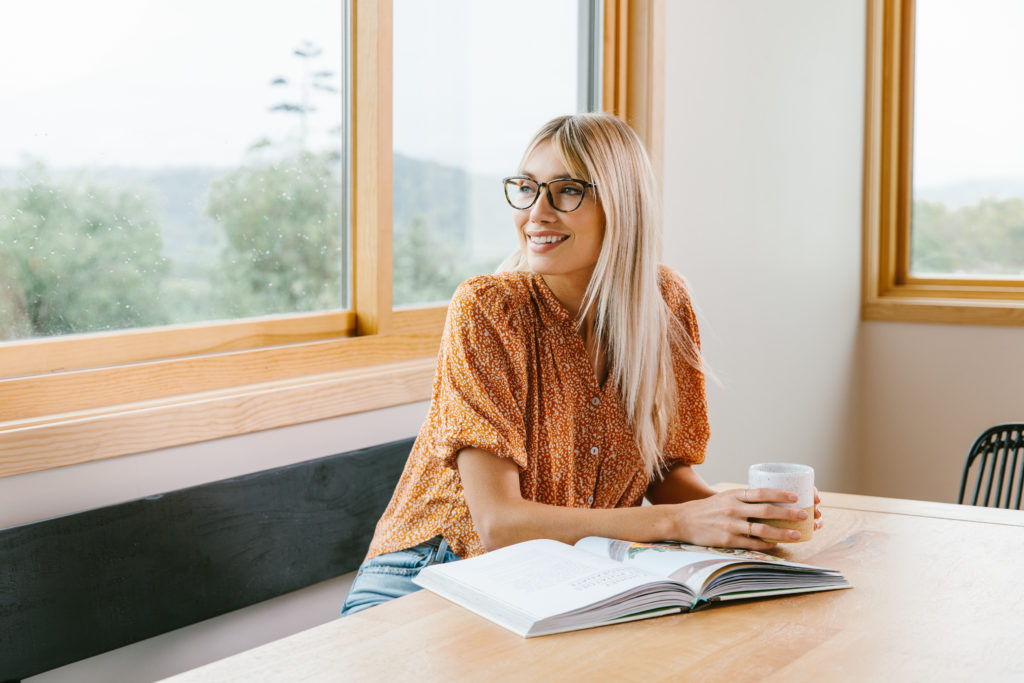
[527,234,569,245]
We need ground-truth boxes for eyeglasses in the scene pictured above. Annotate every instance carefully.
[502,176,597,213]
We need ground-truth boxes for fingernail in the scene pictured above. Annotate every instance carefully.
[797,510,809,520]
[790,531,801,540]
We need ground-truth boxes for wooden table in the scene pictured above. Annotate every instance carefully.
[166,490,1024,682]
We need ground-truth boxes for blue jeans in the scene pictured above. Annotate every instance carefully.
[341,536,461,616]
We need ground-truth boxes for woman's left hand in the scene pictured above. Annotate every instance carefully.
[813,488,824,530]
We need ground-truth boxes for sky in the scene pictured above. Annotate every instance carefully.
[0,0,579,176]
[4,1,1021,188]
[912,0,1024,188]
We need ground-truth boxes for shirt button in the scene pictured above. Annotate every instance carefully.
[590,446,599,456]
[591,397,601,406]
[587,495,594,506]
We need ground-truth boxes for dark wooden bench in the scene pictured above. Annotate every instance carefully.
[0,437,413,682]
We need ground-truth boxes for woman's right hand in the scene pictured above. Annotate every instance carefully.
[670,488,808,551]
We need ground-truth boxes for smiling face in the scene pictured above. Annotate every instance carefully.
[514,140,605,301]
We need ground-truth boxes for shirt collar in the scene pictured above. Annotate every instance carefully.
[529,272,577,329]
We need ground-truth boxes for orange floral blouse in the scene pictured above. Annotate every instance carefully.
[365,266,710,560]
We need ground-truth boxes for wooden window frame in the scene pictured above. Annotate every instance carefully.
[862,0,1024,327]
[0,0,664,479]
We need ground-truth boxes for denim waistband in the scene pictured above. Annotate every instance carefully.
[416,535,450,556]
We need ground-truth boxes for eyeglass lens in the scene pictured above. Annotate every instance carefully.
[505,178,587,212]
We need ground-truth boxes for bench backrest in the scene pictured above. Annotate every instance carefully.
[0,437,413,681]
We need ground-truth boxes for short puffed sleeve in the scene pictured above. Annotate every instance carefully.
[658,267,710,469]
[429,277,530,470]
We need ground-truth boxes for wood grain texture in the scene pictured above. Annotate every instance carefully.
[352,0,393,336]
[0,358,434,478]
[166,494,1024,682]
[0,438,414,681]
[0,326,441,422]
[0,311,356,379]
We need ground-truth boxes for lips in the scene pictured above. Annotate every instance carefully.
[526,232,569,245]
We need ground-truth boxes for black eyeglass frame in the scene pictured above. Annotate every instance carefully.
[502,176,598,213]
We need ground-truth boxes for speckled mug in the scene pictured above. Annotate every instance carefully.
[748,463,814,542]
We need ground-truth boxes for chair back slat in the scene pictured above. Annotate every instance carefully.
[959,423,1024,510]
[1011,430,1023,510]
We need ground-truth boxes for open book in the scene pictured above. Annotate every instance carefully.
[413,537,851,637]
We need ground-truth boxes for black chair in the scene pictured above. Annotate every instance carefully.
[957,423,1024,509]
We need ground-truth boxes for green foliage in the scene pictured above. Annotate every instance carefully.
[394,217,463,306]
[912,197,1024,276]
[0,166,168,340]
[205,150,345,317]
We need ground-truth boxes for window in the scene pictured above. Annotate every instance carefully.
[862,0,1024,326]
[391,0,598,307]
[0,0,663,478]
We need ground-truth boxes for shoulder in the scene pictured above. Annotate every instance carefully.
[656,265,693,313]
[448,272,535,333]
[656,265,701,342]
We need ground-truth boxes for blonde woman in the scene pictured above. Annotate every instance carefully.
[341,113,821,615]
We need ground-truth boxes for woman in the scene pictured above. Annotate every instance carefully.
[341,113,820,616]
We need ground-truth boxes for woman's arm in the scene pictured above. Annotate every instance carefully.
[647,462,823,530]
[457,447,808,552]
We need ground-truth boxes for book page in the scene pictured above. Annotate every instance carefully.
[416,539,666,620]
[574,537,849,597]
[575,537,744,589]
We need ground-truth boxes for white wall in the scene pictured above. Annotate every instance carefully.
[662,0,867,493]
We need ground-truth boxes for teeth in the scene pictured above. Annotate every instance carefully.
[528,234,568,244]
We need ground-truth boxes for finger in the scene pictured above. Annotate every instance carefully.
[748,503,810,523]
[735,520,778,551]
[728,488,750,503]
[814,518,824,530]
[814,488,821,505]
[748,520,802,544]
[744,488,799,505]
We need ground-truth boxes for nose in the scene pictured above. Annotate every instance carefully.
[528,186,557,222]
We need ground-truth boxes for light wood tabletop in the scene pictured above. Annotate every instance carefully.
[166,490,1024,682]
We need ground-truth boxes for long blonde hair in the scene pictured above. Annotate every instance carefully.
[499,113,702,480]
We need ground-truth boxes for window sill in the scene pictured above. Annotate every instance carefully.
[862,292,1024,326]
[0,357,436,479]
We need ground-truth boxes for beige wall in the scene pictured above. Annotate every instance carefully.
[860,322,1024,502]
[662,0,866,493]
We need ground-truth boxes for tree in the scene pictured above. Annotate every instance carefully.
[393,216,468,305]
[205,150,344,317]
[0,165,169,340]
[912,197,1024,275]
[268,40,339,150]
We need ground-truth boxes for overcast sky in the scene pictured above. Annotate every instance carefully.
[3,1,1021,187]
[0,0,578,177]
[912,0,1024,188]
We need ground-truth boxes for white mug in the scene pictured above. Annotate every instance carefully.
[747,463,814,542]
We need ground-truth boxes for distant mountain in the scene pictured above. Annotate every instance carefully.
[915,178,1024,208]
[393,153,515,264]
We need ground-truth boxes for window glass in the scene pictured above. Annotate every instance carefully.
[0,1,347,341]
[912,0,1024,277]
[392,0,590,307]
